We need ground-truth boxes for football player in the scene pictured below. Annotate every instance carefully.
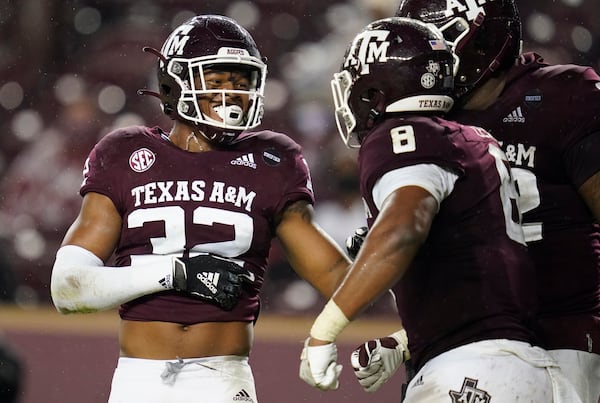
[298,17,582,402]
[352,1,600,401]
[50,15,351,402]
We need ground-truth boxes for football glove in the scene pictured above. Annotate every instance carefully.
[345,226,368,260]
[173,254,253,311]
[299,338,343,391]
[350,329,410,392]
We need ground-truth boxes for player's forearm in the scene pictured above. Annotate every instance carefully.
[276,202,351,298]
[311,196,428,341]
[333,250,411,321]
[308,243,414,344]
[50,245,173,314]
[333,217,423,320]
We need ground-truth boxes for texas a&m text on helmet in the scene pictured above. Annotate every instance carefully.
[396,0,521,100]
[331,17,454,148]
[141,15,267,145]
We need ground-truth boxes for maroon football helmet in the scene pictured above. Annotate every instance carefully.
[142,15,267,145]
[332,17,454,148]
[395,0,521,100]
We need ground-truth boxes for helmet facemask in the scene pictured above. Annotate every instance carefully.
[332,72,388,148]
[332,70,360,148]
[165,50,266,134]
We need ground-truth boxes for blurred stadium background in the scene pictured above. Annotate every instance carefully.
[0,0,598,402]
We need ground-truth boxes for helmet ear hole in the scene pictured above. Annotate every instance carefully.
[161,84,172,95]
[366,89,386,129]
[159,83,175,116]
[163,103,174,116]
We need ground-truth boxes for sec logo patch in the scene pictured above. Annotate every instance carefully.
[129,148,156,172]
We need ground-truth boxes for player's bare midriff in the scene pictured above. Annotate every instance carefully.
[119,319,254,359]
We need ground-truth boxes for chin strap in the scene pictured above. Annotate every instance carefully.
[137,89,161,99]
[142,46,167,63]
[137,46,167,100]
[456,31,516,100]
[452,12,516,99]
[454,12,485,54]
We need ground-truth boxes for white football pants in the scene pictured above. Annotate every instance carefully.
[108,356,257,403]
[549,349,600,403]
[404,339,582,403]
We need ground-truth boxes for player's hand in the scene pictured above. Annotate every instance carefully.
[350,329,410,392]
[345,226,368,260]
[299,338,343,391]
[172,254,253,311]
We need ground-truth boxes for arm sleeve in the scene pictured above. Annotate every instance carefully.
[50,245,174,314]
[372,163,459,211]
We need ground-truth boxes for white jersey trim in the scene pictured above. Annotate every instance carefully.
[372,163,459,212]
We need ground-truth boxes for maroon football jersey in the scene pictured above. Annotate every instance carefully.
[359,115,536,370]
[80,126,314,325]
[451,53,600,352]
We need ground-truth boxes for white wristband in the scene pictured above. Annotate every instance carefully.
[309,299,350,342]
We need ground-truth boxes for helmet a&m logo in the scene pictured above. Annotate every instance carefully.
[129,148,156,173]
[445,0,494,21]
[344,29,390,75]
[161,24,193,56]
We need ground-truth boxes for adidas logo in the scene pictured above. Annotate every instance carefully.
[196,272,220,295]
[502,106,525,123]
[233,389,254,401]
[231,153,257,169]
[159,274,172,289]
